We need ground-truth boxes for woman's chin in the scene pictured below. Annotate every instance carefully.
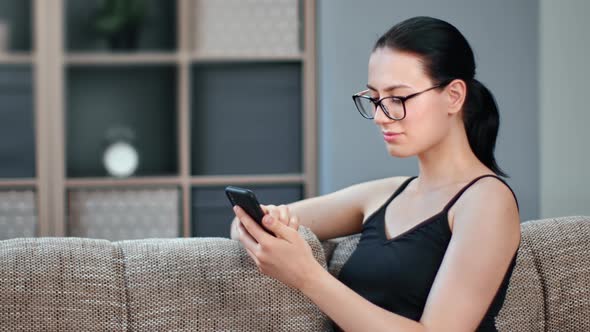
[386,145,415,158]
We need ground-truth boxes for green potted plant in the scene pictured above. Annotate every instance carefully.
[94,0,147,50]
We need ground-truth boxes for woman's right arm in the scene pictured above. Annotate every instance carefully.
[230,176,407,241]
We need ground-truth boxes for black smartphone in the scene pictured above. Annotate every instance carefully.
[225,186,269,231]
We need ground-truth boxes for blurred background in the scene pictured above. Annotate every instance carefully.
[0,0,588,241]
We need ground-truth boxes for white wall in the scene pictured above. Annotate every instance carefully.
[540,0,590,218]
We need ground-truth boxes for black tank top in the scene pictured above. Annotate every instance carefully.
[334,175,519,332]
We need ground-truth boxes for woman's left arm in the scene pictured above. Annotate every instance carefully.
[233,178,520,332]
[417,178,520,331]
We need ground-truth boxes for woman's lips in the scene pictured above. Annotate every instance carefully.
[383,132,402,142]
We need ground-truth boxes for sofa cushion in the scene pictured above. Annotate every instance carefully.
[326,234,361,279]
[512,216,590,332]
[119,226,333,331]
[495,222,545,332]
[0,238,127,331]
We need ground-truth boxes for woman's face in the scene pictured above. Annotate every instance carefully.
[366,47,453,158]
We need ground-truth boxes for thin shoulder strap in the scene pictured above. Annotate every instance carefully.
[442,174,519,212]
[383,176,418,206]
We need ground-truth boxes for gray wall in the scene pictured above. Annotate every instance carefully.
[539,0,590,218]
[318,0,539,221]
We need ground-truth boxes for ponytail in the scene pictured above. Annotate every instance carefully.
[464,79,507,177]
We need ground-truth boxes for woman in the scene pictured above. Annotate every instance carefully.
[230,16,520,332]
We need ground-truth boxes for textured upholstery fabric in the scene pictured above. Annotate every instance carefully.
[0,238,127,331]
[494,220,545,332]
[0,227,331,331]
[320,239,338,264]
[327,216,590,332]
[325,234,360,279]
[504,216,590,332]
[120,227,331,331]
[2,217,588,331]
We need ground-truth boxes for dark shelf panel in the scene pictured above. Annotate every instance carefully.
[0,65,35,178]
[66,0,176,52]
[191,62,302,176]
[66,65,178,178]
[191,184,302,238]
[0,0,32,52]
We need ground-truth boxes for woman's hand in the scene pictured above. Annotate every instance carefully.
[230,204,298,240]
[260,204,300,231]
[233,205,322,290]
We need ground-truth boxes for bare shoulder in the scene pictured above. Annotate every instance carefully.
[450,176,520,238]
[351,176,412,221]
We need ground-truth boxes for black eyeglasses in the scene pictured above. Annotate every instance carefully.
[352,82,448,120]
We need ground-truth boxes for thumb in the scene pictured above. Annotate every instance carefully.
[262,214,297,242]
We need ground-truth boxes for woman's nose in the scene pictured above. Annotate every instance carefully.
[373,104,394,125]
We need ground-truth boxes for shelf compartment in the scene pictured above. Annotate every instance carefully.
[191,184,302,238]
[0,0,33,52]
[191,62,302,176]
[67,187,180,241]
[66,65,178,178]
[192,0,301,56]
[0,189,37,240]
[0,65,36,178]
[66,0,176,52]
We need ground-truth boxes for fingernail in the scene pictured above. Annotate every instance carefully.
[264,216,274,225]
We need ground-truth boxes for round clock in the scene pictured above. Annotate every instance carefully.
[103,141,139,178]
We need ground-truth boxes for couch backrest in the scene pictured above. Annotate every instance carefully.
[325,216,590,332]
[0,227,332,332]
[0,238,127,331]
[497,216,590,332]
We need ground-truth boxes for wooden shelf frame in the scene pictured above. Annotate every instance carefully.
[66,53,178,65]
[64,52,304,66]
[0,53,34,65]
[0,179,37,188]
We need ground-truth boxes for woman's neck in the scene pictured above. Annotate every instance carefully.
[415,128,490,193]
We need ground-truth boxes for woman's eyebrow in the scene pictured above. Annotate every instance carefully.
[366,83,411,91]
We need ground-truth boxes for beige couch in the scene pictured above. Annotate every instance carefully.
[1,216,589,331]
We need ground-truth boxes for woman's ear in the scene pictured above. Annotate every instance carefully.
[445,79,467,115]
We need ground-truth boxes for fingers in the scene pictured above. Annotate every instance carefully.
[237,221,259,251]
[290,215,300,231]
[261,214,298,243]
[260,204,271,214]
[244,247,260,266]
[268,206,281,222]
[278,205,290,224]
[234,206,272,244]
[264,204,298,229]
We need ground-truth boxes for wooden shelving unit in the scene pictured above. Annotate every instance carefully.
[0,0,316,240]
